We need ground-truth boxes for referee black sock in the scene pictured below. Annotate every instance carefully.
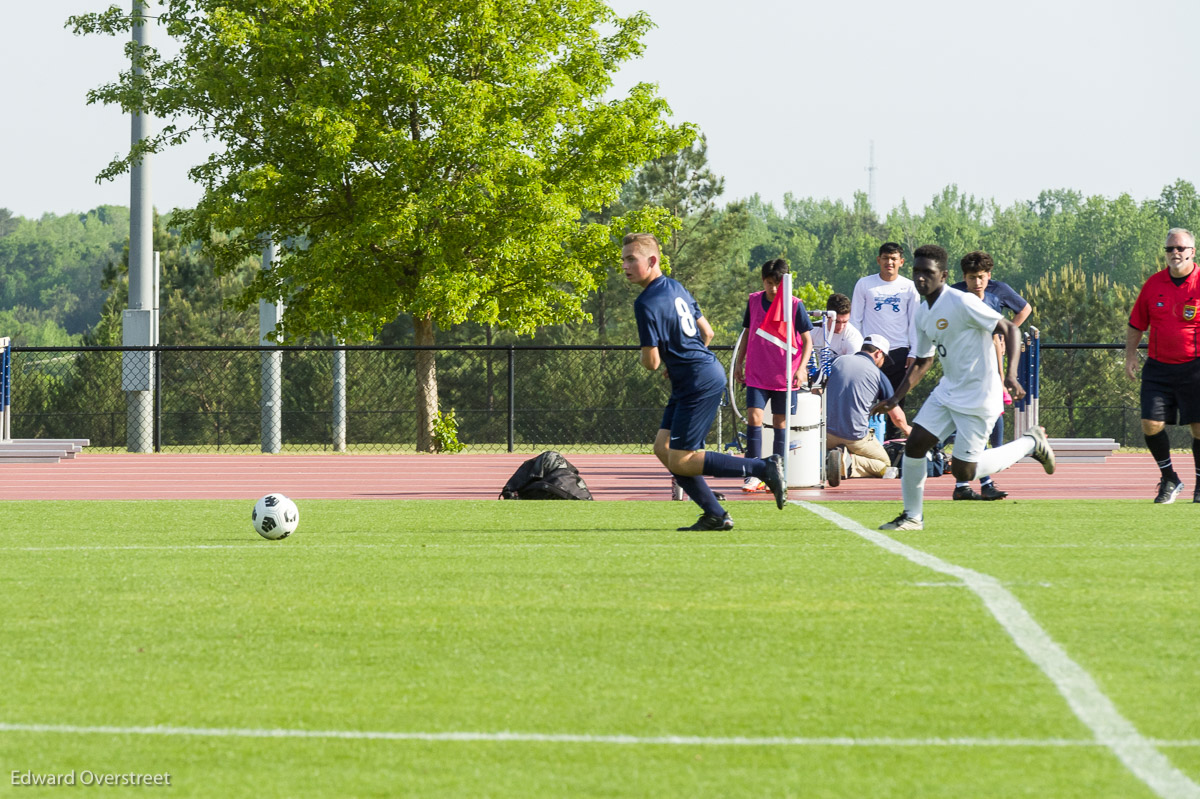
[1192,437,1200,489]
[1145,430,1176,481]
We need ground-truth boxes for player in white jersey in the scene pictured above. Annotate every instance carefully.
[869,245,1056,531]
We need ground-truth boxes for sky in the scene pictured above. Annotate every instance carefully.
[3,0,1197,219]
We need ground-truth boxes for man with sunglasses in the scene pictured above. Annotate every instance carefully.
[1126,228,1200,504]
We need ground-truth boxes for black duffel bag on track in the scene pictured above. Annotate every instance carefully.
[499,451,594,500]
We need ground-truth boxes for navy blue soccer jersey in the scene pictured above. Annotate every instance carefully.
[950,279,1027,316]
[635,276,723,395]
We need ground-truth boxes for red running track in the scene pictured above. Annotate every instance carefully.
[0,452,1171,502]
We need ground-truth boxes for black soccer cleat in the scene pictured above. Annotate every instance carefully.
[1194,488,1200,504]
[952,485,984,501]
[677,512,734,531]
[979,482,1008,501]
[762,454,787,509]
[1154,477,1184,504]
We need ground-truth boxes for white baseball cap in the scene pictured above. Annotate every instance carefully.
[863,334,891,356]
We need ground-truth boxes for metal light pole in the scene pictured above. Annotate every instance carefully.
[260,240,283,453]
[123,0,157,452]
[332,342,347,452]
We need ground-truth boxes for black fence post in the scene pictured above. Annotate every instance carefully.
[153,345,162,452]
[507,345,515,453]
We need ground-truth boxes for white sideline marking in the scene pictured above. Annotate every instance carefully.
[0,542,870,553]
[3,721,1200,750]
[0,544,381,552]
[795,500,1200,799]
[0,722,1150,747]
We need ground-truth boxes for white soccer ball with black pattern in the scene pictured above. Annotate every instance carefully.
[252,493,300,540]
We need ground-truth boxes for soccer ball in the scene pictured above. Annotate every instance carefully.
[252,493,300,540]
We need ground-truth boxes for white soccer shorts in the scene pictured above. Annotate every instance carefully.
[911,395,1000,464]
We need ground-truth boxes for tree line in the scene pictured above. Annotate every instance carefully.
[2,164,1190,353]
[1,157,1182,447]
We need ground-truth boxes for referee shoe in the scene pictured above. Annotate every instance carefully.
[1154,477,1184,505]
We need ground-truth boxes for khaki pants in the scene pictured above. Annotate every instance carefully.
[826,431,891,478]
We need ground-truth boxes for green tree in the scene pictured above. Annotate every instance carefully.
[0,307,81,346]
[1021,263,1138,438]
[0,206,128,335]
[1153,179,1200,236]
[0,209,18,238]
[71,0,690,451]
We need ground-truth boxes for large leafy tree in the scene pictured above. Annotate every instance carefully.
[576,136,752,344]
[71,0,690,450]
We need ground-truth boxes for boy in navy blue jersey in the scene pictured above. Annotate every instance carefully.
[622,233,787,530]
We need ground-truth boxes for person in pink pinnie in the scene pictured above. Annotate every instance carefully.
[732,259,814,492]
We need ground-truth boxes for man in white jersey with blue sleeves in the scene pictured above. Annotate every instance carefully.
[851,242,918,438]
[870,245,1056,531]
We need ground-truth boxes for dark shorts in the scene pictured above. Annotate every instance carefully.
[879,346,910,399]
[1141,358,1200,424]
[660,383,724,451]
[745,385,799,415]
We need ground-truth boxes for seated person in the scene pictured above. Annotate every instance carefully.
[824,335,910,485]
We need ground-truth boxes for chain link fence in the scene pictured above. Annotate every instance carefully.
[4,343,1168,453]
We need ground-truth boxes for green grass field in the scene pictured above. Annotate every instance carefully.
[1,499,1198,798]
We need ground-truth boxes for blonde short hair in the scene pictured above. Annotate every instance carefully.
[622,233,661,257]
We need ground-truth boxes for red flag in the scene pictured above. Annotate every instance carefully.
[754,290,797,354]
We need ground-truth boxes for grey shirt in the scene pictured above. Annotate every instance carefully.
[825,351,894,440]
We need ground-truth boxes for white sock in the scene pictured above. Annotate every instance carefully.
[974,437,1035,479]
[902,456,927,519]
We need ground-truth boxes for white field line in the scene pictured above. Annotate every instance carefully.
[0,721,1189,748]
[0,544,382,552]
[0,543,788,552]
[0,542,882,552]
[796,500,1200,799]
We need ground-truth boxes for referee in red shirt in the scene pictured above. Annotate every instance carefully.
[1125,227,1200,504]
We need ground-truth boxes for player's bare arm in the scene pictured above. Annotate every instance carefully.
[697,316,714,347]
[733,328,748,384]
[994,317,1026,402]
[640,346,660,372]
[871,355,934,416]
[1124,325,1144,381]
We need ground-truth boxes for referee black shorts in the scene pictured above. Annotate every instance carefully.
[1141,357,1200,424]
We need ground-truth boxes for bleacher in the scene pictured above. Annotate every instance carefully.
[1036,438,1121,464]
[0,439,91,464]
